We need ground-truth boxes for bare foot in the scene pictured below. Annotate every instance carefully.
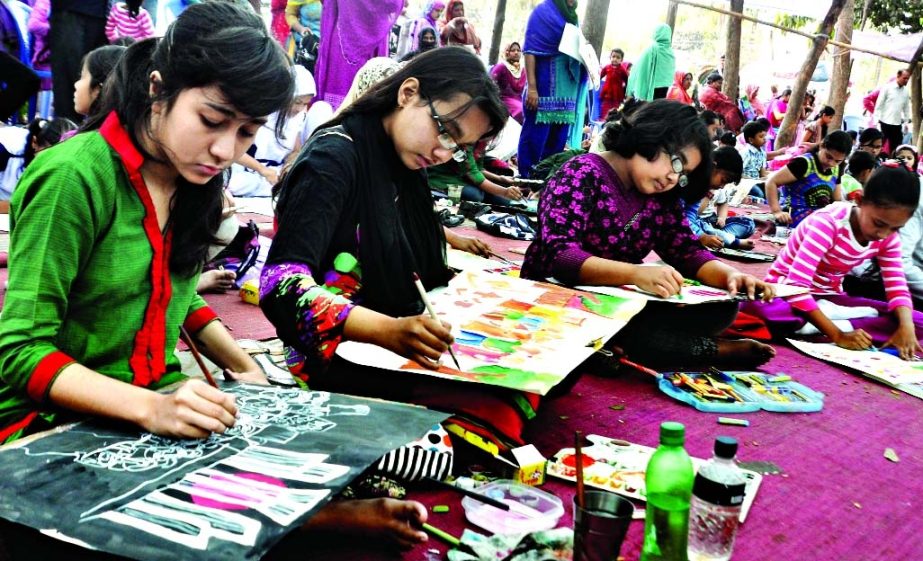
[716,338,775,367]
[302,498,428,549]
[737,239,755,250]
[196,269,236,294]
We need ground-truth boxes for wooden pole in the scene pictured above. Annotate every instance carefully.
[581,0,611,58]
[670,0,920,65]
[666,0,678,29]
[722,0,743,100]
[829,0,854,132]
[775,0,846,149]
[487,0,508,66]
[908,38,923,152]
[912,66,922,154]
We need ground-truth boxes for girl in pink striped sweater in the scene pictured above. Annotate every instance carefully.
[105,0,155,43]
[743,165,923,359]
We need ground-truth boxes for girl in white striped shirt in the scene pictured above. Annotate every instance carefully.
[743,165,923,359]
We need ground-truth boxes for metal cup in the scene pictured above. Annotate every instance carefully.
[573,490,635,561]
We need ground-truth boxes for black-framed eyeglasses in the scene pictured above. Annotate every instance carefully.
[427,99,467,163]
[669,154,689,188]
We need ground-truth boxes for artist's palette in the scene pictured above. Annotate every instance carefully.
[547,434,762,523]
[657,371,825,413]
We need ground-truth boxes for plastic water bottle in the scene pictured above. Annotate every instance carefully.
[640,422,695,561]
[687,436,747,561]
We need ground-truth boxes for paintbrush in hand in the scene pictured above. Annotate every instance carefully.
[179,326,219,388]
[412,273,462,370]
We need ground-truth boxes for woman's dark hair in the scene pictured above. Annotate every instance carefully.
[814,105,835,120]
[718,131,736,146]
[699,110,721,127]
[82,45,128,117]
[781,88,792,98]
[330,47,507,141]
[84,2,293,275]
[602,99,714,202]
[24,117,78,165]
[863,165,920,211]
[859,127,884,145]
[847,150,876,176]
[125,0,144,17]
[820,130,853,155]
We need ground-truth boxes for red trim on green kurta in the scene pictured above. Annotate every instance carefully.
[0,412,39,444]
[184,307,219,334]
[26,350,75,402]
[99,112,173,388]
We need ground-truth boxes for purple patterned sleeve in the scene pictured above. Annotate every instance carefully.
[536,159,599,284]
[654,198,717,277]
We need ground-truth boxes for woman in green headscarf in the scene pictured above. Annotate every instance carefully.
[625,23,676,101]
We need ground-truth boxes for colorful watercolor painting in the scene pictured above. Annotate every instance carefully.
[788,339,923,400]
[547,434,762,523]
[336,271,646,395]
[577,280,808,305]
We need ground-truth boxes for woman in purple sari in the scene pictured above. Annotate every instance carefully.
[517,0,588,178]
[314,0,404,110]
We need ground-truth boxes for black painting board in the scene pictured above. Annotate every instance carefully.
[0,384,448,561]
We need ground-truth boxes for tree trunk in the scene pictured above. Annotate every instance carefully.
[665,0,678,30]
[828,0,854,132]
[775,0,847,149]
[581,0,610,58]
[722,0,743,100]
[487,0,508,66]
[912,66,922,154]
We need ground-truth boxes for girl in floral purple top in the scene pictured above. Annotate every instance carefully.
[522,100,776,367]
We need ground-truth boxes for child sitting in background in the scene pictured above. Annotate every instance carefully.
[0,118,77,202]
[766,130,851,226]
[685,146,755,250]
[73,45,128,121]
[105,0,155,43]
[227,65,316,197]
[743,165,923,359]
[738,121,768,179]
[856,127,884,162]
[841,150,877,201]
[718,131,737,149]
[427,142,522,205]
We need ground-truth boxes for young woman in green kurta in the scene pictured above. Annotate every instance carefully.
[0,2,433,550]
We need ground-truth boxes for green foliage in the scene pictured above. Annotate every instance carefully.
[775,14,814,30]
[859,0,923,33]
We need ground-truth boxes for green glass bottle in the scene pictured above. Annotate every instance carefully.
[640,421,695,561]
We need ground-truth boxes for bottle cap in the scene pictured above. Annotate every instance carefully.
[714,436,738,459]
[659,421,685,446]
